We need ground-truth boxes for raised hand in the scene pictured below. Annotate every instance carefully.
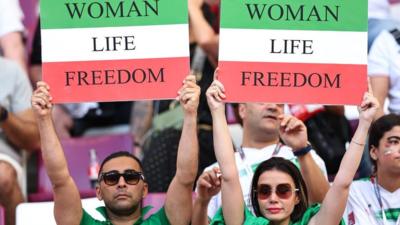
[206,69,226,112]
[196,167,222,202]
[31,81,53,119]
[358,81,380,123]
[279,115,308,151]
[177,75,201,116]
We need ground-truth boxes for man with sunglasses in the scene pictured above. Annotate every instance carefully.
[31,75,200,225]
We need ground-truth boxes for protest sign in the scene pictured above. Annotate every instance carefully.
[218,0,367,104]
[40,0,189,103]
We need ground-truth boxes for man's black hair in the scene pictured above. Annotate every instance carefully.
[99,151,144,176]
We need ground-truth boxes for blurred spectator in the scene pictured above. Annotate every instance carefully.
[369,29,400,119]
[0,57,40,225]
[131,0,219,192]
[345,114,400,225]
[0,0,27,71]
[368,0,400,50]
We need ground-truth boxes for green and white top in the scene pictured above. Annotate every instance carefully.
[345,177,400,225]
[80,206,170,225]
[211,204,345,225]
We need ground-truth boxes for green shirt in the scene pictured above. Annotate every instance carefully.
[80,205,170,225]
[210,204,346,225]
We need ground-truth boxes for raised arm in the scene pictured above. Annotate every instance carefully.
[279,115,329,203]
[310,91,379,225]
[188,0,219,66]
[31,82,82,225]
[206,71,244,225]
[164,75,200,225]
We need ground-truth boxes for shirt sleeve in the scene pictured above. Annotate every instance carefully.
[145,207,171,225]
[0,0,24,37]
[310,150,328,179]
[80,209,102,225]
[10,62,32,113]
[368,31,393,77]
[343,183,370,225]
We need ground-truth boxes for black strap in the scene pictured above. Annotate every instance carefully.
[390,28,400,45]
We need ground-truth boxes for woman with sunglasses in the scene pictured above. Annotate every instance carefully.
[205,75,379,225]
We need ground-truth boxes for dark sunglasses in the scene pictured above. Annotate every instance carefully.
[255,183,299,200]
[99,170,145,186]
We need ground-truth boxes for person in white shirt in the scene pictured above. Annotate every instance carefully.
[192,72,329,224]
[368,0,400,50]
[345,113,400,225]
[0,0,26,71]
[369,29,400,118]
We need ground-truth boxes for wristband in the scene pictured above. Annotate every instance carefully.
[351,140,365,146]
[0,107,8,123]
[293,144,312,157]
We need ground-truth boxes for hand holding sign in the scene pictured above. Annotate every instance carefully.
[358,80,379,124]
[32,82,53,119]
[206,69,226,113]
[178,75,201,116]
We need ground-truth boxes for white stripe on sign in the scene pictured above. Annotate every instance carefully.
[42,24,189,62]
[219,28,367,65]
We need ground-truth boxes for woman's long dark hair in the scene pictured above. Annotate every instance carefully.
[250,157,309,222]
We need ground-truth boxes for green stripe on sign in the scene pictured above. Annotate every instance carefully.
[41,0,187,29]
[220,0,367,32]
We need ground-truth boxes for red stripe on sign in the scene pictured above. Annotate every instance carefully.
[42,57,189,103]
[218,61,367,105]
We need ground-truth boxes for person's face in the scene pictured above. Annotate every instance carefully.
[96,157,148,216]
[240,103,284,133]
[256,170,299,223]
[370,126,400,174]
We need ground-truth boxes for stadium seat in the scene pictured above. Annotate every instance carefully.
[17,193,167,225]
[17,197,104,225]
[29,133,133,202]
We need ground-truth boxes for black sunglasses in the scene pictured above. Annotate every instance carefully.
[99,170,145,186]
[255,183,299,200]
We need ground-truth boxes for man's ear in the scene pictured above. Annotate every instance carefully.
[142,182,148,199]
[96,185,103,201]
[238,104,246,120]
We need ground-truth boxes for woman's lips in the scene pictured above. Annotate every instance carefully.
[267,208,282,214]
